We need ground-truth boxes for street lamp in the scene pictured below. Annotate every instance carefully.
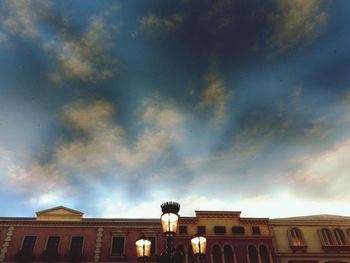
[135,233,152,262]
[135,201,206,263]
[160,201,180,261]
[191,233,207,263]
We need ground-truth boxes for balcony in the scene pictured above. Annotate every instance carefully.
[290,244,307,253]
[322,244,350,253]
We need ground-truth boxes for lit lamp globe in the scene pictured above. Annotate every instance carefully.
[135,234,151,262]
[191,234,207,262]
[160,201,180,237]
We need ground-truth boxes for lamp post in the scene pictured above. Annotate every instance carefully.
[135,201,206,263]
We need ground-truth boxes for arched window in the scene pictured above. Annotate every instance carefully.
[321,228,334,245]
[259,245,271,263]
[224,245,235,263]
[247,245,259,263]
[175,245,186,263]
[212,245,222,263]
[334,229,347,246]
[290,228,305,246]
[187,244,195,263]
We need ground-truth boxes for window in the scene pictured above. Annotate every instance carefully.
[232,226,245,235]
[42,236,60,261]
[224,245,234,263]
[214,226,226,235]
[259,245,271,263]
[22,236,37,252]
[247,245,259,263]
[148,236,156,255]
[212,245,222,263]
[70,237,83,253]
[321,228,334,245]
[67,237,84,261]
[179,226,187,234]
[46,236,60,252]
[197,226,206,235]
[252,227,260,235]
[187,244,195,263]
[334,229,347,246]
[111,236,125,254]
[17,236,37,261]
[175,245,185,263]
[289,228,305,246]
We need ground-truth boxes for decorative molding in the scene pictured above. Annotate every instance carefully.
[0,226,14,262]
[94,227,104,262]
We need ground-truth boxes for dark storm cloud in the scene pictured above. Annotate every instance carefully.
[304,52,350,92]
[1,0,350,218]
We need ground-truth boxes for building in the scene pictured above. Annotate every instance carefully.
[270,214,350,263]
[0,206,277,263]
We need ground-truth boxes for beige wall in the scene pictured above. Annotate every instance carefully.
[271,218,350,263]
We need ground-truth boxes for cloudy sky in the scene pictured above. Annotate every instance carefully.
[0,0,350,219]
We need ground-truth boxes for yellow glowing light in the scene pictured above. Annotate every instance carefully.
[135,238,151,258]
[191,235,206,255]
[160,212,179,234]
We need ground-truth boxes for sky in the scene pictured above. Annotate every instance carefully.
[0,0,350,219]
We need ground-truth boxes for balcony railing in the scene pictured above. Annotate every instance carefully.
[322,244,350,252]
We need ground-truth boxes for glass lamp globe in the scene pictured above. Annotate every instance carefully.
[191,234,207,257]
[135,235,151,261]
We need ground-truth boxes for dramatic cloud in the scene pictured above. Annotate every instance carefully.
[197,71,229,128]
[0,0,51,38]
[61,100,115,131]
[46,16,117,83]
[1,0,349,218]
[138,13,184,35]
[0,145,72,205]
[0,0,117,83]
[268,0,328,51]
[287,139,350,198]
[56,99,185,171]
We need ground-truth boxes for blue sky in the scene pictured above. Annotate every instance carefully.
[0,0,350,218]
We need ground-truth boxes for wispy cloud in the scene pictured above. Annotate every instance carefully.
[287,139,350,198]
[46,16,117,83]
[197,70,230,128]
[0,145,72,205]
[138,13,184,36]
[0,0,117,83]
[0,0,51,38]
[268,0,328,51]
[56,99,185,171]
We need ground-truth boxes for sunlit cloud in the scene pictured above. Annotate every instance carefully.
[46,16,117,83]
[0,0,51,38]
[61,100,115,131]
[268,0,328,51]
[197,71,230,128]
[138,13,184,36]
[287,138,350,198]
[96,193,350,219]
[0,145,72,205]
[56,98,186,171]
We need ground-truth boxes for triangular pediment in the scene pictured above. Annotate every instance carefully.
[36,206,83,221]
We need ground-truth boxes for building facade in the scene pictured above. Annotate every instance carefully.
[0,206,277,263]
[270,215,350,263]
